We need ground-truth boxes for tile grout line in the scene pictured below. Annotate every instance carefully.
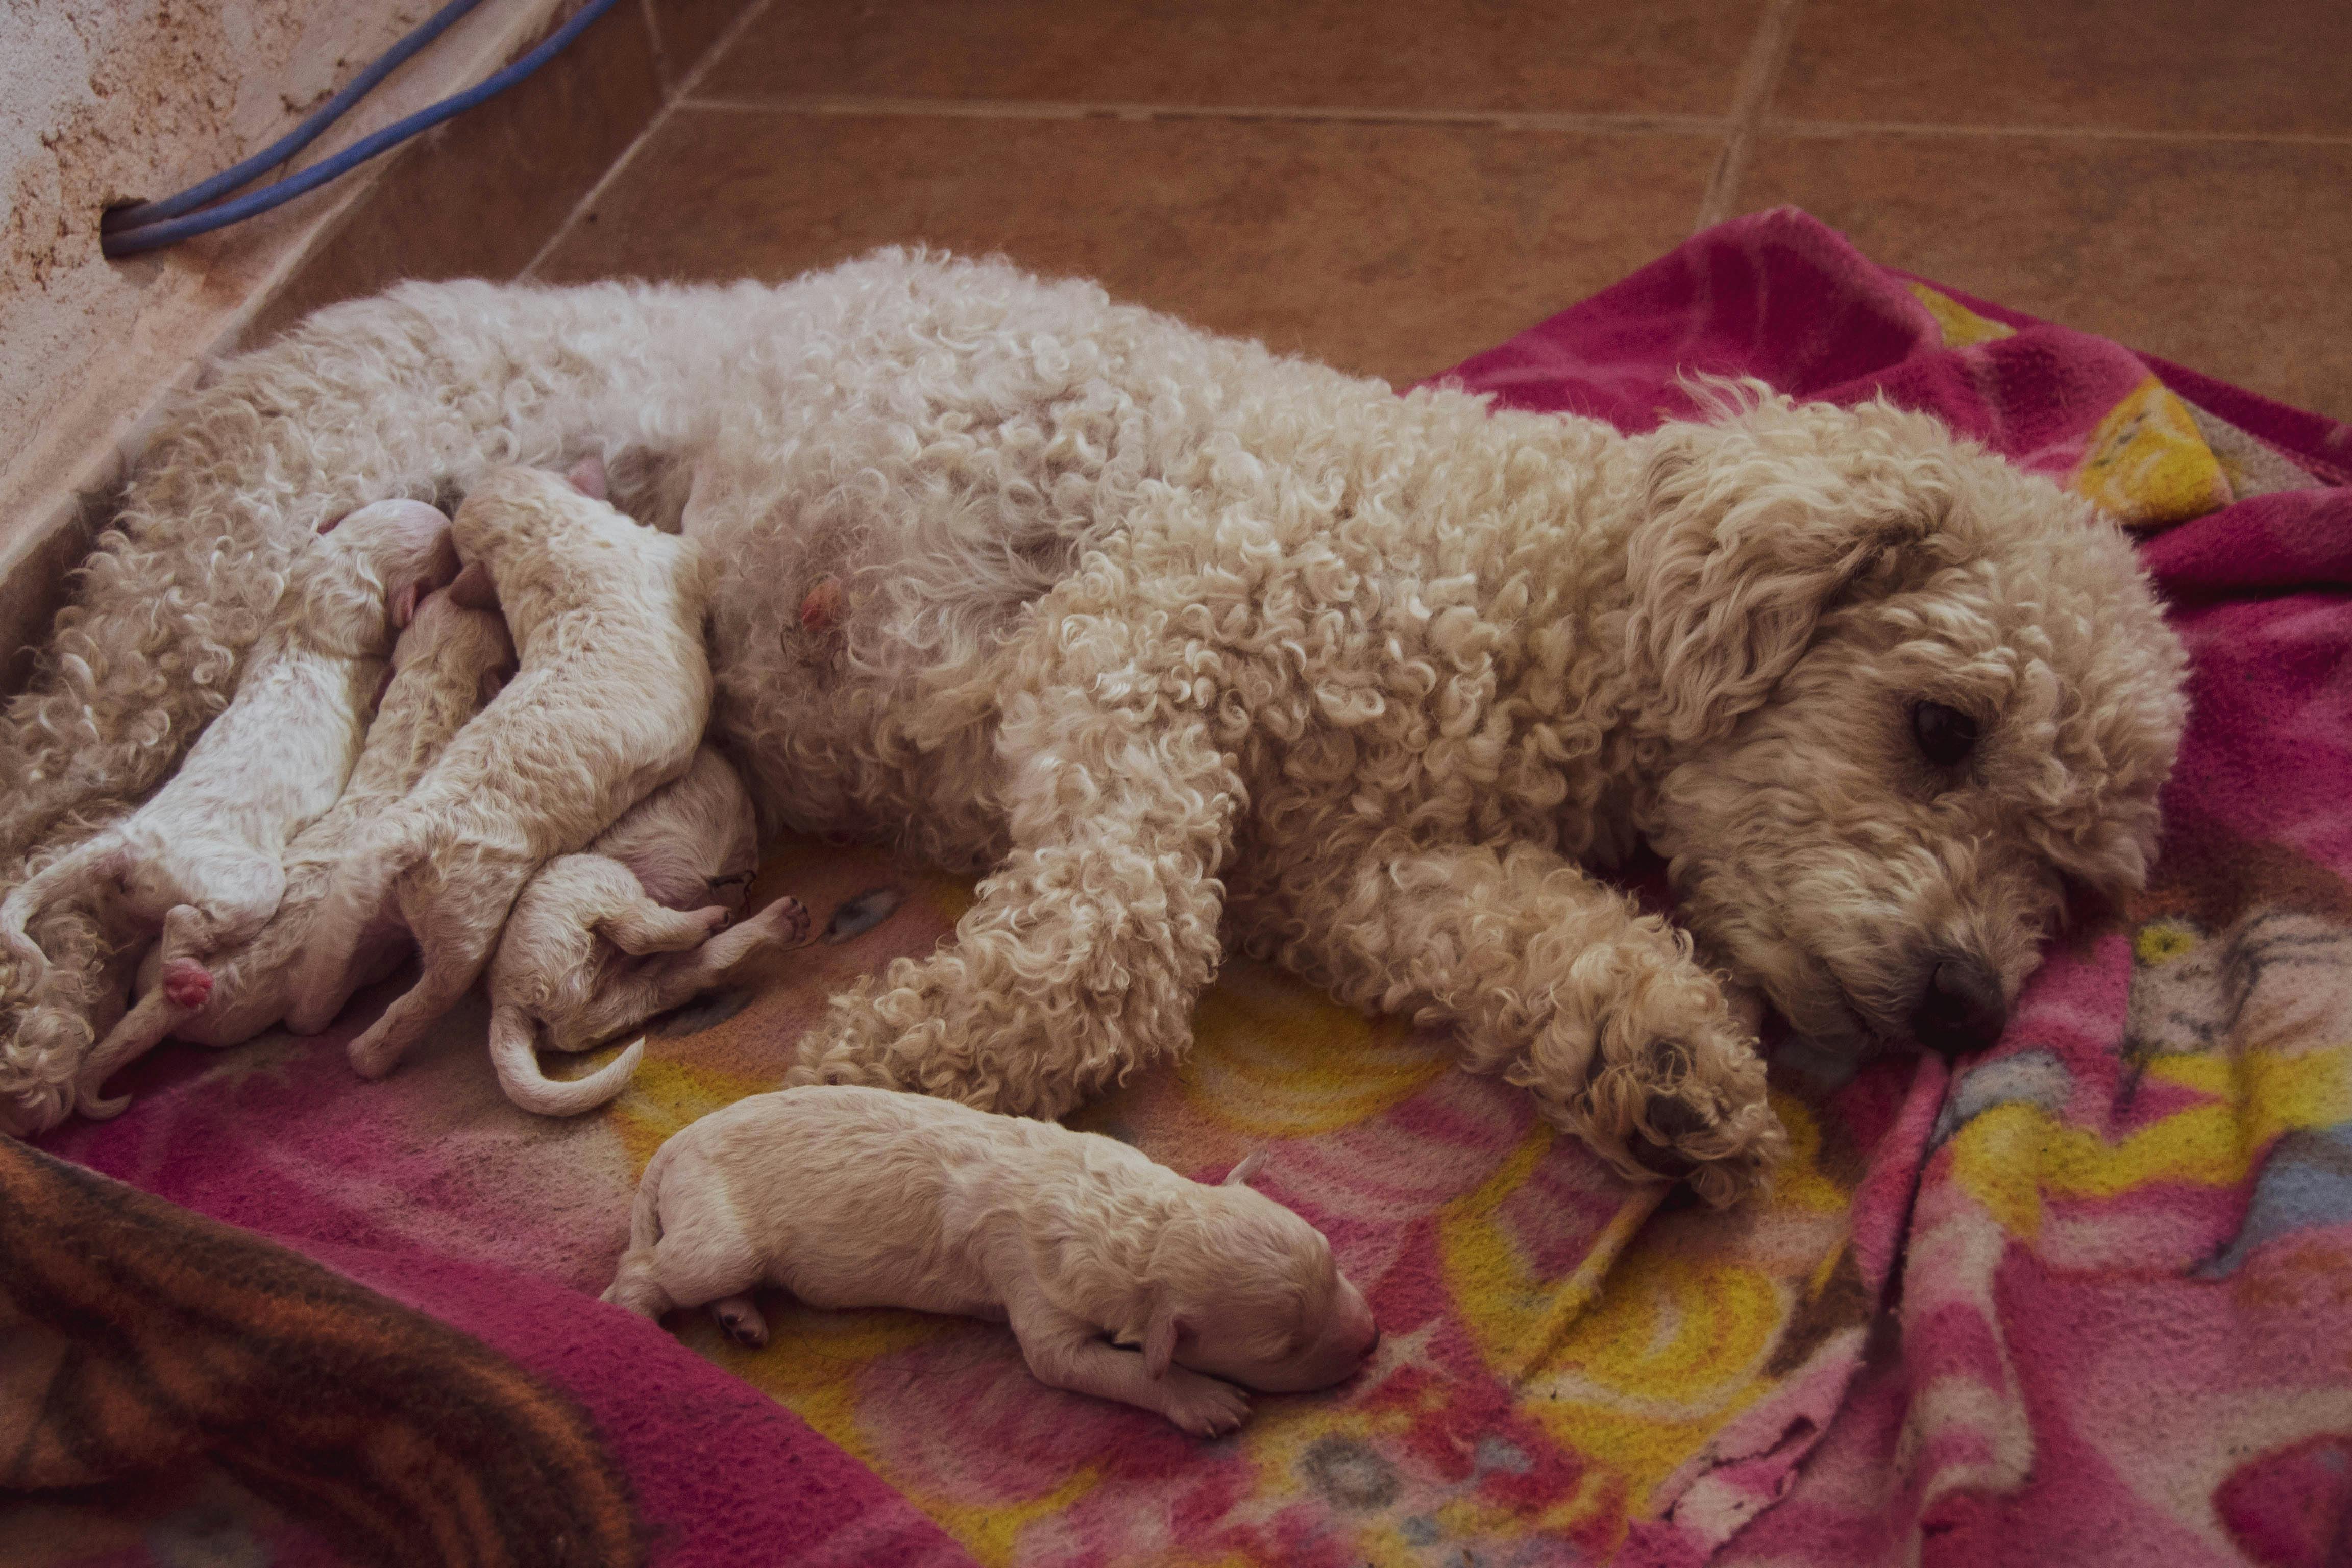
[635,0,674,97]
[522,0,785,279]
[677,93,1730,137]
[1694,0,1803,232]
[591,88,2352,151]
[1770,116,2352,147]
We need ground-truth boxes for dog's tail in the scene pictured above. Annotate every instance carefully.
[598,1131,679,1313]
[488,1003,644,1118]
[284,823,424,1034]
[0,833,126,995]
[625,1135,678,1257]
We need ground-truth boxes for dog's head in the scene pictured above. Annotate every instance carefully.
[303,498,460,647]
[1136,1153,1378,1394]
[446,459,621,637]
[1623,384,2189,1059]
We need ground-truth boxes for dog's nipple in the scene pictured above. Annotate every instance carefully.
[800,575,844,635]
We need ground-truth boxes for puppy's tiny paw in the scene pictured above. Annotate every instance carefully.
[711,1294,769,1349]
[161,958,213,1010]
[1162,1374,1251,1437]
[347,1030,400,1082]
[760,896,813,947]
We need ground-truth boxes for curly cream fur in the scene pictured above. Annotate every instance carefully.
[603,1084,1378,1434]
[0,252,2187,1200]
[70,589,513,1116]
[485,746,808,1117]
[0,501,457,1129]
[282,465,712,1082]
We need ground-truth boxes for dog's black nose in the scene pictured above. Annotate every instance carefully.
[1910,955,2007,1056]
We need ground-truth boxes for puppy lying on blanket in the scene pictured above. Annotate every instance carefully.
[70,591,514,1116]
[487,746,812,1117]
[289,464,713,1078]
[2,501,457,1016]
[604,1085,1379,1436]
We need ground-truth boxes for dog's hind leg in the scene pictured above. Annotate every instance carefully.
[596,899,730,957]
[73,987,191,1119]
[1288,838,1787,1207]
[153,847,287,1010]
[552,896,811,1053]
[786,678,1239,1120]
[347,869,523,1080]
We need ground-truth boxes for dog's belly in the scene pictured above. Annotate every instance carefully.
[764,1235,999,1321]
[677,249,1626,878]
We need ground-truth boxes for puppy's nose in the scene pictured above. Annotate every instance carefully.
[1909,954,2007,1056]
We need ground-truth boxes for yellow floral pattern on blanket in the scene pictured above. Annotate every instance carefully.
[1907,281,2016,350]
[602,884,1878,1568]
[1906,282,2234,531]
[1949,1042,2352,1242]
[2072,375,2234,530]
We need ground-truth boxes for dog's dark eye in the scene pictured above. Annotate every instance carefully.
[1910,701,1979,768]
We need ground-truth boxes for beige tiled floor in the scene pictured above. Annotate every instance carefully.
[363,0,2352,419]
[539,110,1719,385]
[1773,0,2352,138]
[694,0,1766,118]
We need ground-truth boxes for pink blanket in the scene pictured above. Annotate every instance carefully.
[9,208,2348,1566]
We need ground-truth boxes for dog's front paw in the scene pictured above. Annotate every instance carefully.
[1515,946,1786,1207]
[1160,1370,1251,1437]
[1612,1028,1787,1209]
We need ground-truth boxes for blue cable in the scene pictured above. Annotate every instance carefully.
[103,0,487,233]
[101,0,622,258]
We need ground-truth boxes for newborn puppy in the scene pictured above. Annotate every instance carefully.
[70,591,514,1116]
[486,747,811,1117]
[1,501,457,1009]
[603,1085,1379,1436]
[289,462,713,1078]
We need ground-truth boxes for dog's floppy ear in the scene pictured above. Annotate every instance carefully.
[1222,1150,1268,1188]
[1624,388,1948,747]
[1143,1298,1191,1379]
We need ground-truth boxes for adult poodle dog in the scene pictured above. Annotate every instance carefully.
[0,252,2188,1200]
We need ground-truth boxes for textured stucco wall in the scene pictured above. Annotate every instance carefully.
[0,0,430,465]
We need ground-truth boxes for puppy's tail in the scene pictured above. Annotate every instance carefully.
[626,1135,679,1256]
[599,1132,680,1313]
[489,1003,645,1118]
[285,824,423,1034]
[0,833,125,994]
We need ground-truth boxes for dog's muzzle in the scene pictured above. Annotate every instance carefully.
[1908,953,2008,1056]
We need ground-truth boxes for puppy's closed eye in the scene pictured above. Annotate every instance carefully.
[1909,700,1980,768]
